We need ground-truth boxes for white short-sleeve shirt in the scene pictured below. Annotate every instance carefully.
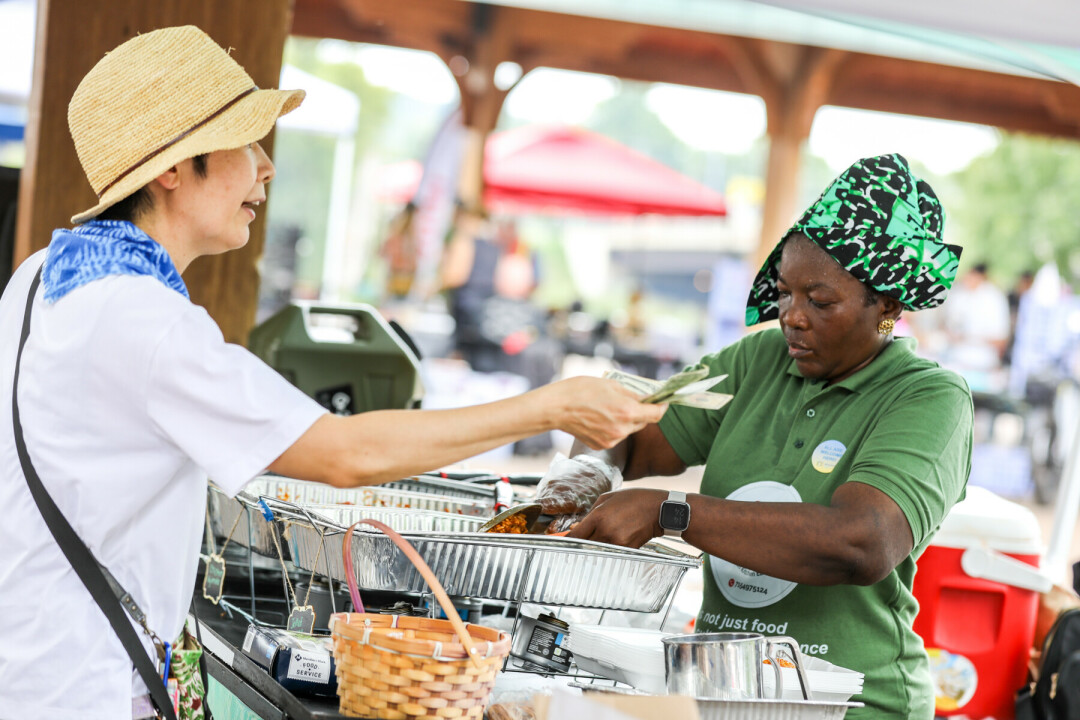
[0,251,326,720]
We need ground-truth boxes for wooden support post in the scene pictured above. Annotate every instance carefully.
[758,127,804,272]
[449,3,515,210]
[736,43,846,271]
[15,0,292,344]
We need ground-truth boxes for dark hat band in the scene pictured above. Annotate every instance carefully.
[97,86,258,198]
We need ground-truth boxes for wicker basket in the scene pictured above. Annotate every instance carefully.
[330,519,511,719]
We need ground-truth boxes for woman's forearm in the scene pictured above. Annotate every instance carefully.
[269,377,666,487]
[683,482,912,586]
[684,495,868,585]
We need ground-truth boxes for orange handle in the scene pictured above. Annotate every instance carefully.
[342,519,482,668]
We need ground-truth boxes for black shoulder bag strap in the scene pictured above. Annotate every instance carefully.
[12,267,178,720]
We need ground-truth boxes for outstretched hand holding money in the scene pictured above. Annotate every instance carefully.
[604,365,732,410]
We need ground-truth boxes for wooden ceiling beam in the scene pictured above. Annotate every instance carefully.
[291,0,470,57]
[525,48,749,94]
[291,0,1080,140]
[828,51,1080,136]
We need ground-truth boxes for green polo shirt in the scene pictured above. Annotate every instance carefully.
[659,328,972,719]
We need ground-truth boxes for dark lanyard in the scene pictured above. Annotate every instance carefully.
[11,267,178,720]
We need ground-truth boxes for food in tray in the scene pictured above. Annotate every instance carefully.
[486,513,529,534]
[480,502,583,535]
[480,503,542,533]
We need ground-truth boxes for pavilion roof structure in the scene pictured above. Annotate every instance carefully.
[291,0,1080,139]
[15,0,1080,343]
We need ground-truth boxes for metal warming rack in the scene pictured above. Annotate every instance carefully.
[206,472,698,614]
[204,472,701,691]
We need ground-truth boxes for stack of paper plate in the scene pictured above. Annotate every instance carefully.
[566,626,670,695]
[763,655,864,703]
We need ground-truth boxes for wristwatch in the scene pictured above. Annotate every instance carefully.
[659,491,691,538]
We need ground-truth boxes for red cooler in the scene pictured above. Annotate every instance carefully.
[913,486,1050,720]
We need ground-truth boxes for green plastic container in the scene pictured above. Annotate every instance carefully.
[248,302,423,415]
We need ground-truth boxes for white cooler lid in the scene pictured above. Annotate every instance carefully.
[930,486,1044,555]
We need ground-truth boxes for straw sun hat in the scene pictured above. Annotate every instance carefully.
[67,25,304,224]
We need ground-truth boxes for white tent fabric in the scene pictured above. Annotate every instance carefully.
[758,0,1080,49]
[0,0,34,107]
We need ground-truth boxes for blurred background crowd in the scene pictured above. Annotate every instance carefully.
[5,0,1080,508]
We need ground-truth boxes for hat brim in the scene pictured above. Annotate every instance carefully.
[71,87,305,225]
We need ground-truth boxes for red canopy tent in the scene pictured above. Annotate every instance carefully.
[379,125,727,217]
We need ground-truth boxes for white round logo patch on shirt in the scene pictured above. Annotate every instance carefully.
[710,481,801,608]
[811,439,846,474]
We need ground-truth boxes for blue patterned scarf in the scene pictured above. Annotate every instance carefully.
[42,220,189,303]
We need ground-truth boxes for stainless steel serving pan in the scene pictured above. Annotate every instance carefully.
[287,515,700,612]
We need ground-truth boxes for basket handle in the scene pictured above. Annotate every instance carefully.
[342,519,482,668]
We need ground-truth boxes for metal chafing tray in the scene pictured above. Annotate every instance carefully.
[286,515,700,612]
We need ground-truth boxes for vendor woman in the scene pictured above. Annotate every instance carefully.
[0,26,664,720]
[561,154,972,718]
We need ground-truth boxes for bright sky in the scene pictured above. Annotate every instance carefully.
[809,107,1000,175]
[347,44,1000,175]
[0,0,34,99]
[645,84,765,156]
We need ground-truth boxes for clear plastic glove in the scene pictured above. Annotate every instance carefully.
[534,452,623,516]
[545,512,586,534]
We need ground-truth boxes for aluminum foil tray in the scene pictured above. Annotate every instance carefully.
[569,686,860,719]
[695,699,861,720]
[206,475,493,557]
[298,504,485,533]
[381,476,496,502]
[243,475,493,516]
[287,517,699,611]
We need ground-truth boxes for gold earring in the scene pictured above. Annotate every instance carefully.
[878,318,896,335]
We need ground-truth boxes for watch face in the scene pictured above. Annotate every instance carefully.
[660,501,690,531]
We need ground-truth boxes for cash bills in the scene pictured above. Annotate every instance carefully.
[604,365,732,410]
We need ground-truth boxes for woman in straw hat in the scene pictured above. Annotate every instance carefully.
[538,155,973,718]
[0,26,664,720]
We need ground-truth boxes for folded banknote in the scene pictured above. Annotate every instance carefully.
[604,366,732,410]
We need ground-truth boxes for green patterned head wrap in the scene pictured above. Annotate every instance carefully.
[745,153,962,326]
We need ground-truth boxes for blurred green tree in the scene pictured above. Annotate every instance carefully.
[951,132,1080,288]
[583,83,698,174]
